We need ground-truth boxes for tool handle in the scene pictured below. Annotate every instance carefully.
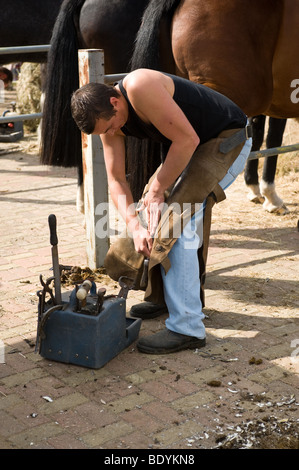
[76,280,92,300]
[48,214,58,246]
[140,258,149,289]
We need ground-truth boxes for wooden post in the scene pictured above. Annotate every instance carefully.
[78,49,110,268]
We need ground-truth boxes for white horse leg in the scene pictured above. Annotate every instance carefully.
[244,115,266,204]
[260,180,289,214]
[246,183,265,204]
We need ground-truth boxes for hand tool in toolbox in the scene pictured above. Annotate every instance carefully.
[35,214,141,369]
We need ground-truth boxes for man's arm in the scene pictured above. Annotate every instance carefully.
[125,70,200,232]
[100,132,152,257]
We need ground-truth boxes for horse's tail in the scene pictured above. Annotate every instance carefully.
[40,0,85,168]
[127,0,180,201]
[130,0,180,70]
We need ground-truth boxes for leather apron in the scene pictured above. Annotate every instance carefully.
[104,127,248,305]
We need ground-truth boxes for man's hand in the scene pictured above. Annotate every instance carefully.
[138,189,165,237]
[131,223,153,258]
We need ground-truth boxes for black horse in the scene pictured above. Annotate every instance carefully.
[40,0,149,170]
[0,0,63,64]
[244,116,288,214]
[39,0,150,212]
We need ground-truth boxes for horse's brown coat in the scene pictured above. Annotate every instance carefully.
[170,0,299,118]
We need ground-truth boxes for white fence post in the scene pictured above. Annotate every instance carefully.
[78,49,110,268]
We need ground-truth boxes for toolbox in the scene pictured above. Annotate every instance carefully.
[35,215,141,369]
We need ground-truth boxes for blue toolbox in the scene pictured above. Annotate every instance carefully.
[35,215,141,369]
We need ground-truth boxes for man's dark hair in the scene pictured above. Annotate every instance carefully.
[71,82,121,134]
[0,67,13,84]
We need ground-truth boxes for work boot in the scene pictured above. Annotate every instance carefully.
[137,328,206,354]
[130,302,168,319]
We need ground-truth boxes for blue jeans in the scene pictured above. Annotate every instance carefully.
[161,136,252,338]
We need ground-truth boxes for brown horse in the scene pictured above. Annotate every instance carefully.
[128,0,299,199]
[171,0,298,119]
[138,0,299,119]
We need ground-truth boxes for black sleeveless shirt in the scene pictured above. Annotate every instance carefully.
[119,73,247,145]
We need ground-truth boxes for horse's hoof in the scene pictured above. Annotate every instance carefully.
[263,201,290,215]
[247,193,264,204]
[246,184,264,204]
[273,204,290,215]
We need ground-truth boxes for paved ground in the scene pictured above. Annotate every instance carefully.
[0,129,298,451]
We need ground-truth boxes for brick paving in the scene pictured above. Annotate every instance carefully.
[0,135,298,450]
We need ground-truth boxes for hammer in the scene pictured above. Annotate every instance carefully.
[48,214,62,305]
[76,279,92,307]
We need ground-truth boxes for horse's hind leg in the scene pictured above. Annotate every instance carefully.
[244,115,266,203]
[260,117,289,214]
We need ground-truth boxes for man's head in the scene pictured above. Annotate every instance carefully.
[0,67,13,89]
[71,82,121,134]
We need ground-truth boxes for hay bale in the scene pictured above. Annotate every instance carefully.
[16,63,42,132]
